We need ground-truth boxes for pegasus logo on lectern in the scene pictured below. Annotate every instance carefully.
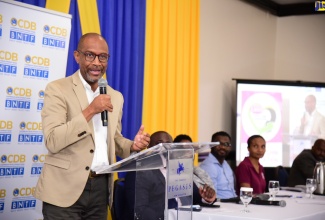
[176,162,184,175]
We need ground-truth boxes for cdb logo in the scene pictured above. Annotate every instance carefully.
[13,187,35,196]
[1,154,26,163]
[0,51,18,61]
[0,120,13,130]
[20,121,42,131]
[25,55,50,66]
[11,18,36,30]
[0,189,6,198]
[43,25,67,36]
[32,154,46,163]
[38,90,45,98]
[6,87,32,97]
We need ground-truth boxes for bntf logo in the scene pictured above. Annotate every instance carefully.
[315,1,325,11]
[10,18,36,30]
[38,90,45,98]
[0,50,18,61]
[20,122,42,131]
[13,187,35,197]
[1,154,26,163]
[43,25,67,36]
[25,55,50,66]
[32,154,45,163]
[176,162,184,175]
[6,87,32,97]
[0,14,2,24]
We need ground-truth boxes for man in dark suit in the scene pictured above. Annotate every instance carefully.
[125,131,216,220]
[288,139,325,187]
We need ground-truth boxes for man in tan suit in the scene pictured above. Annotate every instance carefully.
[34,33,150,220]
[299,94,325,139]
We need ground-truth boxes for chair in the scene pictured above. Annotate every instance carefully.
[112,178,126,220]
[275,166,289,187]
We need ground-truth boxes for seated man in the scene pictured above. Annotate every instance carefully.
[288,139,325,187]
[125,131,216,220]
[173,133,216,191]
[200,131,237,199]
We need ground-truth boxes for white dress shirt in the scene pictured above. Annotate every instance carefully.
[79,72,109,170]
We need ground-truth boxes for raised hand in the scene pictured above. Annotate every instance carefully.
[131,125,150,152]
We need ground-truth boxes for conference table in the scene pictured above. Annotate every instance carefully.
[169,190,325,220]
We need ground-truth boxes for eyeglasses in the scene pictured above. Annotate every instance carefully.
[217,142,231,147]
[77,50,110,63]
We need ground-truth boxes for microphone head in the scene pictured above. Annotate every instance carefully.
[279,200,286,207]
[98,78,107,87]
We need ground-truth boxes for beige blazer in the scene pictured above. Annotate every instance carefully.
[34,71,133,208]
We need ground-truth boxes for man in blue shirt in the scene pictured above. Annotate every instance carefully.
[200,131,237,199]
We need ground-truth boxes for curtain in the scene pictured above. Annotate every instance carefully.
[143,0,200,141]
[97,0,146,139]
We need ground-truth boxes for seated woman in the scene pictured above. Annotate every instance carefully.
[235,135,266,195]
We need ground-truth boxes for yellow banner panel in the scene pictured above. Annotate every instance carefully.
[143,0,200,145]
[77,0,101,34]
[45,0,70,13]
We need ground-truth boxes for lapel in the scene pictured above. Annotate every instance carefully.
[106,85,112,148]
[71,71,95,142]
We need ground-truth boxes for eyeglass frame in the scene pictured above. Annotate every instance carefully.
[216,142,232,148]
[77,50,110,63]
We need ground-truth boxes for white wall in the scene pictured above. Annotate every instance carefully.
[199,0,325,142]
[274,14,325,80]
[199,0,277,141]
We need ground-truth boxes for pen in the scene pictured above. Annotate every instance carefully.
[275,195,293,198]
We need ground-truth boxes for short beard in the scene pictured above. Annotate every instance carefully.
[85,71,103,83]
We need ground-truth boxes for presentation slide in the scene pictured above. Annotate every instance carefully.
[236,80,325,167]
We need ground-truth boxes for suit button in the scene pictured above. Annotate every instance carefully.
[90,149,94,153]
[85,166,89,170]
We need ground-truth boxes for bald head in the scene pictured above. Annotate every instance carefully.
[305,95,316,114]
[311,139,325,161]
[149,131,173,148]
[77,33,108,51]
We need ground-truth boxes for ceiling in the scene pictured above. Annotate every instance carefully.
[243,0,325,16]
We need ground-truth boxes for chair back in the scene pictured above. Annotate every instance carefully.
[275,166,289,186]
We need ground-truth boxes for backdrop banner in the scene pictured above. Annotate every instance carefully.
[0,0,71,219]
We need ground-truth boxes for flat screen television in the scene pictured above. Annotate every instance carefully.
[235,79,325,167]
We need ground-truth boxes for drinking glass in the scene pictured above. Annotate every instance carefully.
[268,180,280,201]
[240,187,253,213]
[306,178,317,199]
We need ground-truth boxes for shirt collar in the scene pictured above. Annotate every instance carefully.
[209,153,222,165]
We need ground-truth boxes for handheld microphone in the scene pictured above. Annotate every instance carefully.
[219,197,240,203]
[98,78,108,126]
[250,198,286,207]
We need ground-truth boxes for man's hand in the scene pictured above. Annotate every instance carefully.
[91,94,113,113]
[83,94,113,122]
[131,125,150,152]
[199,184,216,203]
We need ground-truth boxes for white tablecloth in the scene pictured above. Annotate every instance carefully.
[169,191,325,220]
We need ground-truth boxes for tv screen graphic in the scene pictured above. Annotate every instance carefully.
[236,80,325,167]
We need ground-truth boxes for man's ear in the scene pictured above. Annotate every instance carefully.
[74,50,80,64]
